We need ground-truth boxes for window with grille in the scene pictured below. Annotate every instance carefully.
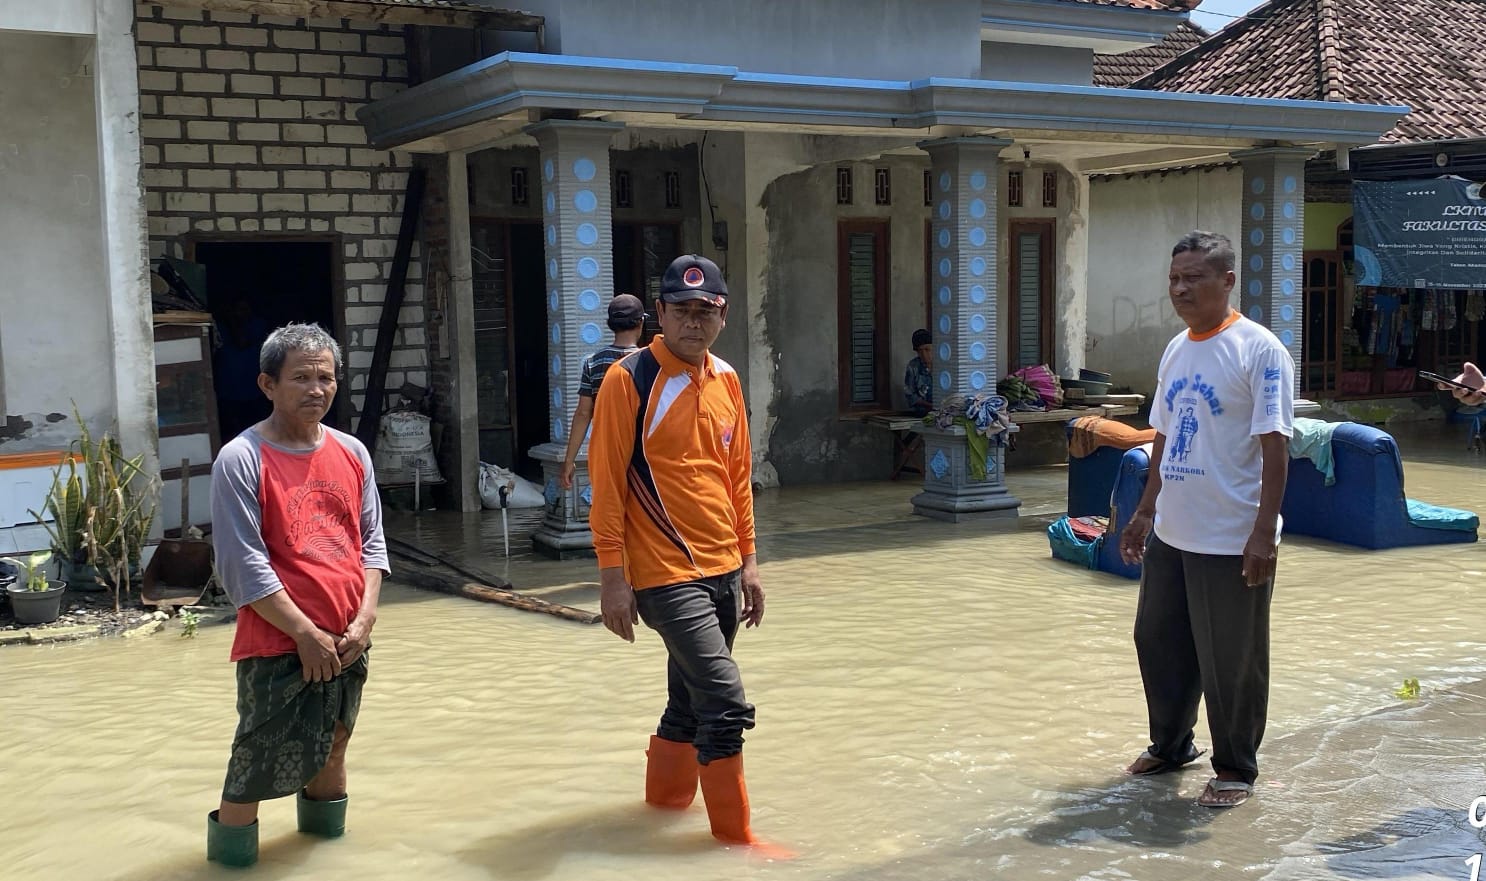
[1007,170,1023,207]
[509,167,529,206]
[1009,219,1055,369]
[614,169,632,209]
[664,171,681,209]
[874,168,891,205]
[837,221,890,409]
[923,169,932,206]
[836,167,853,205]
[1042,171,1057,207]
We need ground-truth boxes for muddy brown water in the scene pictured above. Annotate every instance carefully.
[2,427,1485,880]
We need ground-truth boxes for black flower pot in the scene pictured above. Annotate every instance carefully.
[7,581,67,625]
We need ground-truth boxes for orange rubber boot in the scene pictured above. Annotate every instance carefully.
[698,754,796,858]
[698,753,756,844]
[645,735,699,809]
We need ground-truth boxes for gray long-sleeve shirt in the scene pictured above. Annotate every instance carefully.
[211,425,388,611]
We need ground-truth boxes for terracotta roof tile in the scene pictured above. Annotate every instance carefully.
[1093,20,1208,86]
[1057,0,1200,9]
[1134,0,1486,143]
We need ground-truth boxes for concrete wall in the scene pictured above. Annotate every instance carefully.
[514,0,984,81]
[981,42,1093,85]
[0,31,115,451]
[0,0,96,36]
[761,156,932,484]
[1086,165,1243,396]
[136,4,428,429]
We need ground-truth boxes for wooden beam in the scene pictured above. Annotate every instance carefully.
[188,0,544,32]
[355,165,427,451]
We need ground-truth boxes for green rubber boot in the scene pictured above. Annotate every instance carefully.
[206,810,259,868]
[297,790,348,838]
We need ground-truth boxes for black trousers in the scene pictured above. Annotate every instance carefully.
[1134,535,1272,784]
[635,570,756,764]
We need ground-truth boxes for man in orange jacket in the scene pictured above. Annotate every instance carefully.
[588,254,769,847]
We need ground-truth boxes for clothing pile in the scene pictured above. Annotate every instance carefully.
[925,393,1017,480]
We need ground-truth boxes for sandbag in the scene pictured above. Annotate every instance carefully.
[478,462,545,509]
[372,411,443,485]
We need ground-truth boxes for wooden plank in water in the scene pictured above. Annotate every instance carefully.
[386,538,599,625]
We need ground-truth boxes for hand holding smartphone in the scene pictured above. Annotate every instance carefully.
[1418,370,1483,394]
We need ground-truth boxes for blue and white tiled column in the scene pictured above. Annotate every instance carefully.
[527,119,624,558]
[912,137,1021,523]
[1232,147,1312,384]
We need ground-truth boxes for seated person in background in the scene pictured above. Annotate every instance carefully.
[904,328,934,416]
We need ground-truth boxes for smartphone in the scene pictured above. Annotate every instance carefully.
[1417,370,1483,394]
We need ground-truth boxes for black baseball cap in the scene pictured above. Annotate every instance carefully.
[607,293,645,327]
[659,255,727,307]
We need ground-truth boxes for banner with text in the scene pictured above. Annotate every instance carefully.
[1353,177,1486,289]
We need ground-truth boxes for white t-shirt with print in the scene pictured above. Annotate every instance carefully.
[1150,314,1295,556]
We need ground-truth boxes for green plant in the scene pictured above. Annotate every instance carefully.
[1395,677,1421,700]
[33,409,158,613]
[179,608,200,639]
[1,552,53,592]
[36,463,86,568]
[32,409,157,582]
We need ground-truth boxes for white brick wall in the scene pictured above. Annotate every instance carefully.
[137,3,427,427]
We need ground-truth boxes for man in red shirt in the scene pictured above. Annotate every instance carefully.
[207,323,388,867]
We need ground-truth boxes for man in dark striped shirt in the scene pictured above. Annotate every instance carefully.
[560,293,645,489]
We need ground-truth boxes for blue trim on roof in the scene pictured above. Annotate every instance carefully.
[732,71,911,91]
[919,76,1411,115]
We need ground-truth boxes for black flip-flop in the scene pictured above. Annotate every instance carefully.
[1128,746,1207,777]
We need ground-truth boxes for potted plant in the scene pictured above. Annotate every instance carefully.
[33,411,158,609]
[2,551,67,625]
[36,450,98,590]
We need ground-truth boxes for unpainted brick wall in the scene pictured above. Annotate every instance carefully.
[135,3,428,429]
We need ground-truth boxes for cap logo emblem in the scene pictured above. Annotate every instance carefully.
[682,266,706,287]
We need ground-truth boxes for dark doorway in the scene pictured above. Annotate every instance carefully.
[508,222,548,481]
[191,239,343,440]
[614,221,681,342]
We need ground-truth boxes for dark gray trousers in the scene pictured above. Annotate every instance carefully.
[1134,535,1272,784]
[634,570,756,764]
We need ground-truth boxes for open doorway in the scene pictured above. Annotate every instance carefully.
[190,238,343,440]
[508,223,548,481]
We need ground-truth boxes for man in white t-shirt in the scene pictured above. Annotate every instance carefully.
[1119,231,1294,810]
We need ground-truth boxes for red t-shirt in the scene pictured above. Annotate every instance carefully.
[211,428,386,662]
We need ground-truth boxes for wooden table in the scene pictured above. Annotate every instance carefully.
[852,403,1141,479]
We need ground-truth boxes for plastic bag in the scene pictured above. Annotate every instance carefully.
[1047,515,1101,569]
[478,462,545,509]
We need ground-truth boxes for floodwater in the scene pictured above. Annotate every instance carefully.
[3,429,1486,881]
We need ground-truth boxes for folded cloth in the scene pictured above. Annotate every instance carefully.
[1288,417,1340,486]
[1405,499,1480,532]
[1068,516,1108,542]
[1068,416,1156,459]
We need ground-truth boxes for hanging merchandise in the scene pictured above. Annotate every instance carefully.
[1371,293,1400,358]
[1466,291,1485,323]
[1421,290,1435,331]
[1445,290,1458,330]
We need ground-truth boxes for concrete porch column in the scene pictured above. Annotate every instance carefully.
[1232,147,1313,384]
[96,0,159,479]
[527,119,624,559]
[913,137,1021,523]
